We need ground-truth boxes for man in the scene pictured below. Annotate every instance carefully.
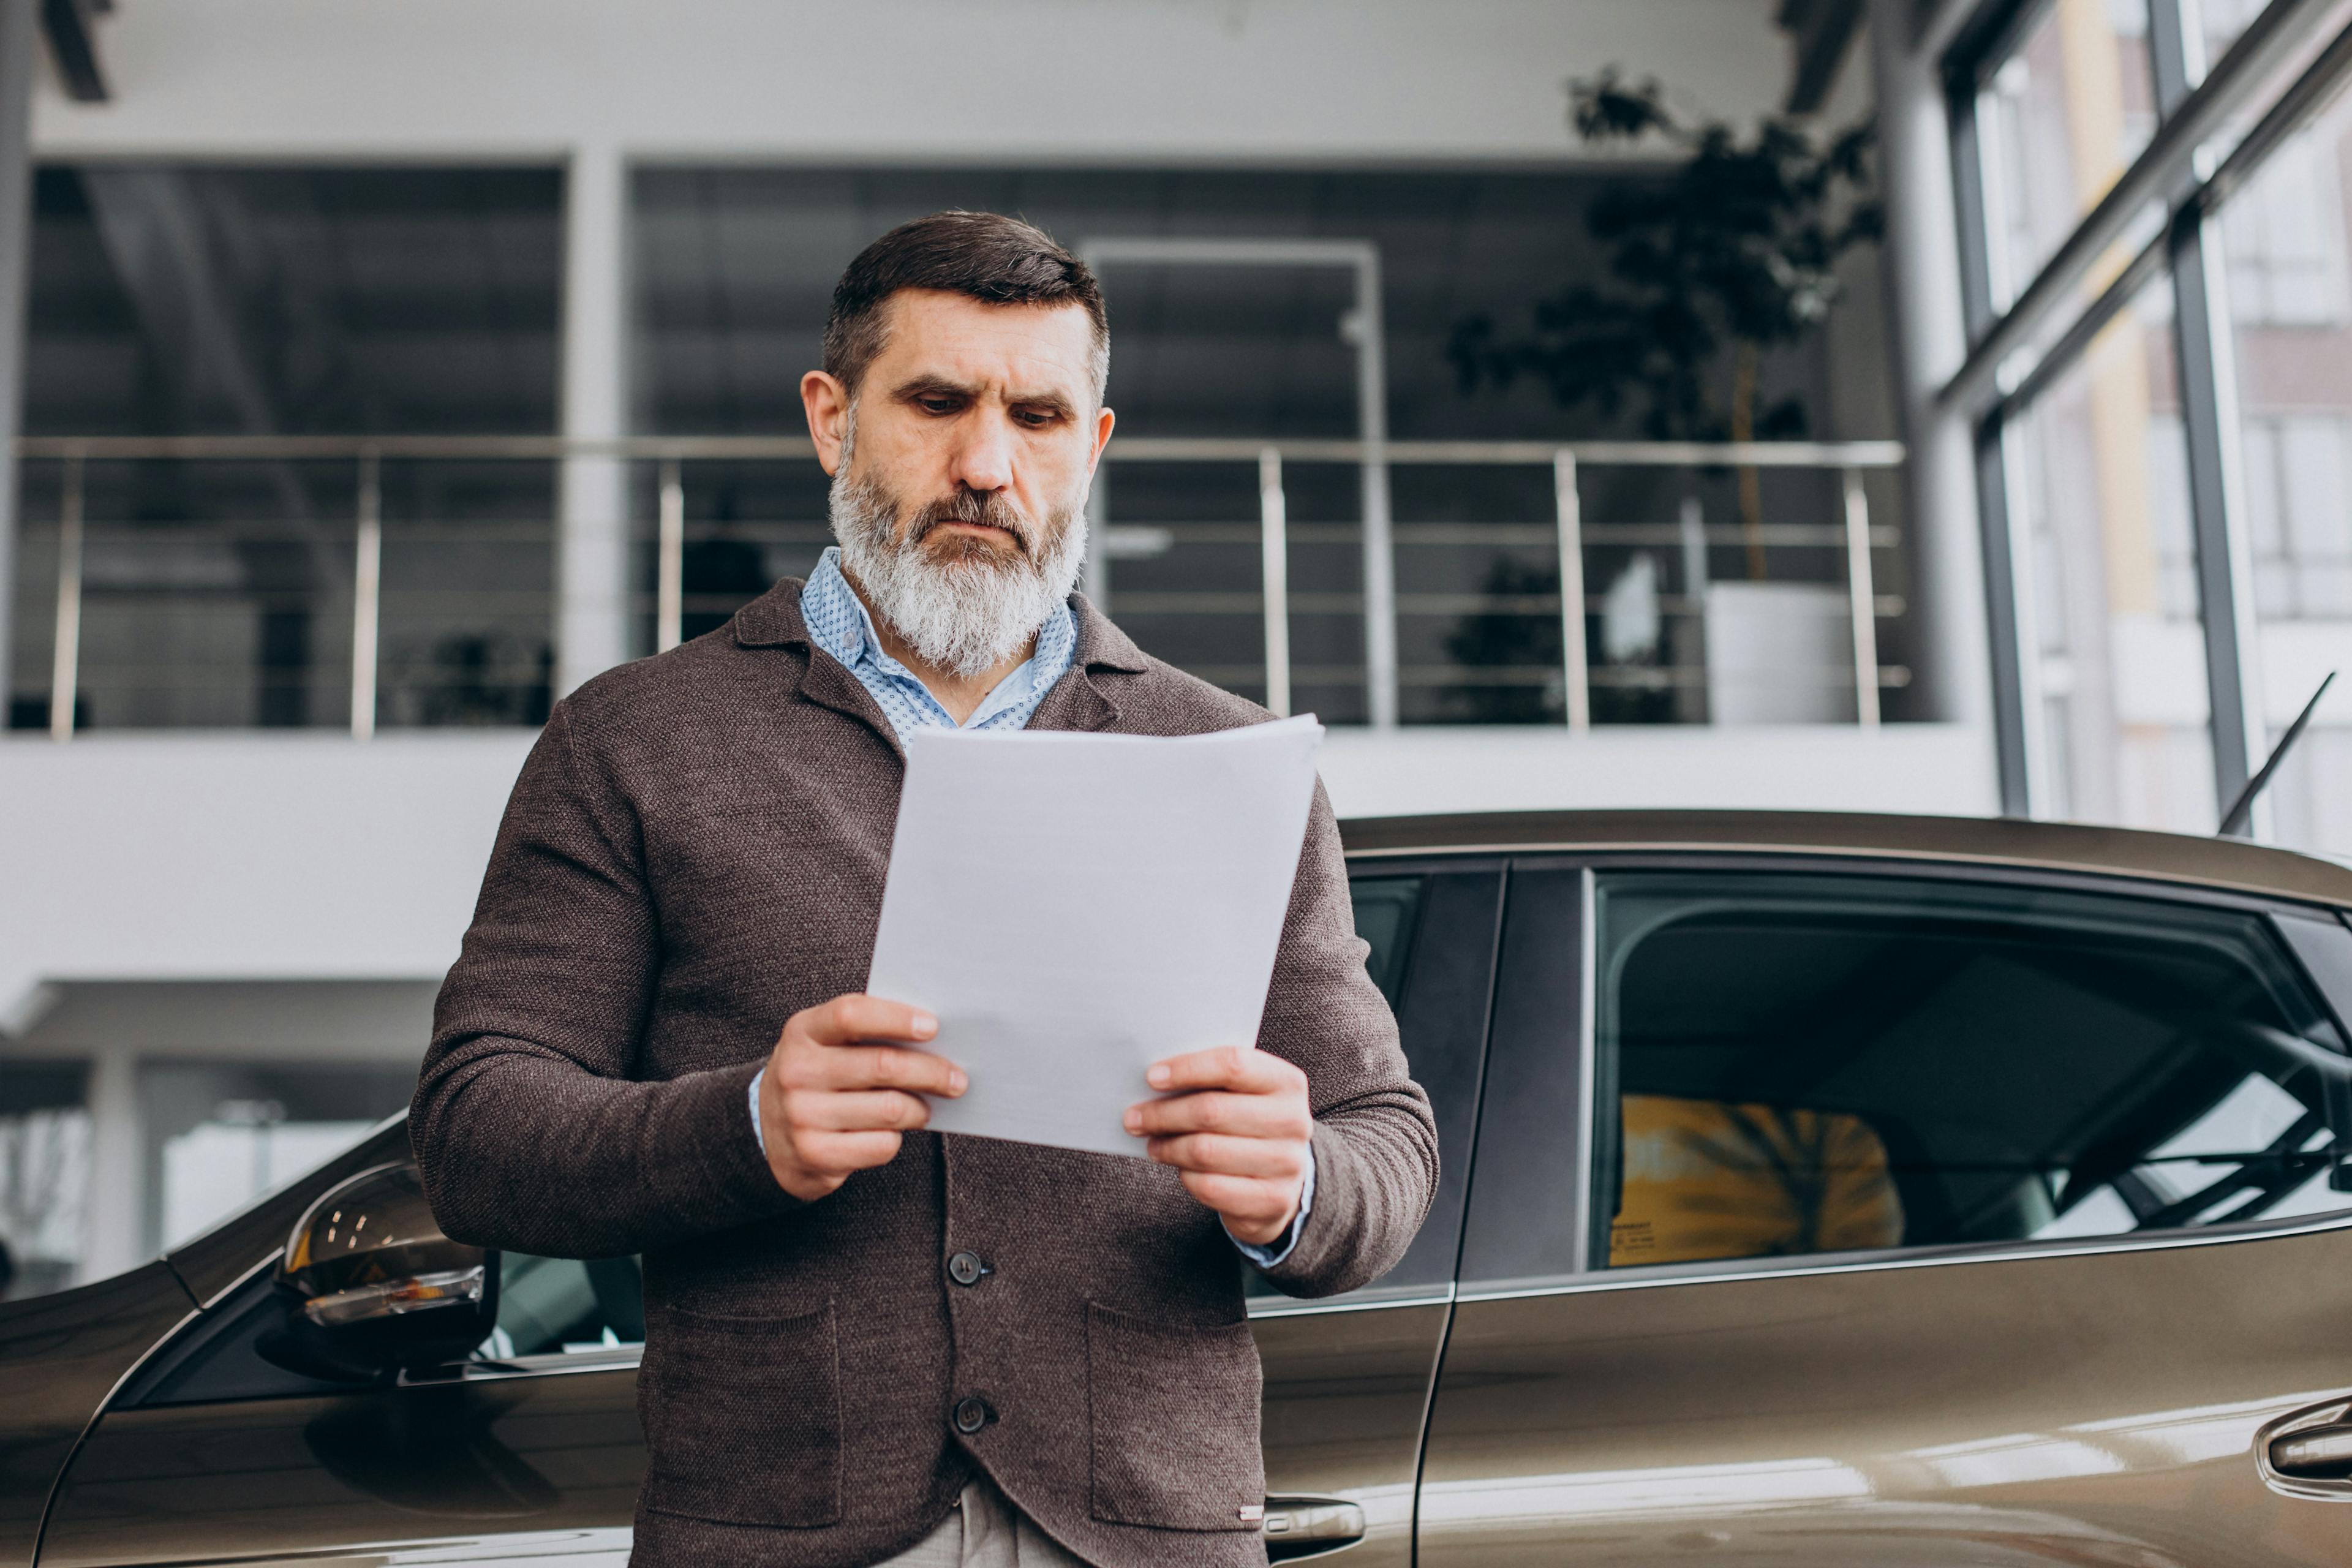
[413,212,1436,1568]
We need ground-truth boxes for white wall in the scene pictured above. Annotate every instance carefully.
[31,0,1794,162]
[1320,722,1996,820]
[0,723,1996,1020]
[0,733,531,1016]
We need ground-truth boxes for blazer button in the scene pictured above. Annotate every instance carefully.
[948,1250,989,1287]
[953,1396,992,1434]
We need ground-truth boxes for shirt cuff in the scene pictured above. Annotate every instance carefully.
[748,1066,767,1156]
[1229,1145,1315,1270]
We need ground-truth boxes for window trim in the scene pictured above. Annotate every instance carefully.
[1455,849,2352,1299]
[1457,1201,2352,1303]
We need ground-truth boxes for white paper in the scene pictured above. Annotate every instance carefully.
[864,714,1325,1159]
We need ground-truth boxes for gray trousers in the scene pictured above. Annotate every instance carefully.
[878,1479,1091,1568]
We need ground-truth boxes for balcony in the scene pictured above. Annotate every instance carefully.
[9,432,1924,733]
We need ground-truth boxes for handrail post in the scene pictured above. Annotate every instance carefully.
[48,451,84,742]
[657,456,685,653]
[1259,447,1291,718]
[350,450,382,740]
[1554,450,1591,731]
[1842,466,1882,727]
[1355,253,1398,729]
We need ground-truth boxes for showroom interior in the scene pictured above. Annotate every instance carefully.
[1,0,2349,1298]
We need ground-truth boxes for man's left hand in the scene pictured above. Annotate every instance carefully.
[1125,1046,1312,1247]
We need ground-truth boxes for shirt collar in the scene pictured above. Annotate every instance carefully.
[800,547,878,670]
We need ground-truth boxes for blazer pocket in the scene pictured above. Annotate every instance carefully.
[639,1299,842,1527]
[1086,1302,1265,1531]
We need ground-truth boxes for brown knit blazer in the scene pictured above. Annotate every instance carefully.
[413,579,1438,1568]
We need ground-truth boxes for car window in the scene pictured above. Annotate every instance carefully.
[1590,871,2352,1272]
[1351,876,1425,1008]
[480,1252,644,1359]
[1245,866,1499,1300]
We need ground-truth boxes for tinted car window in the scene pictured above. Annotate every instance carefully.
[1245,867,1500,1298]
[1591,872,2352,1270]
[482,1253,644,1357]
[1351,876,1424,1006]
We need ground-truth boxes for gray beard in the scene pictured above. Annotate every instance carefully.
[827,468,1089,679]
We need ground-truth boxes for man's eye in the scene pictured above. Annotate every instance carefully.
[1015,409,1058,428]
[920,398,959,415]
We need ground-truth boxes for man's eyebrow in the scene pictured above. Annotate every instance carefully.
[1007,388,1077,417]
[889,374,1078,418]
[889,374,981,402]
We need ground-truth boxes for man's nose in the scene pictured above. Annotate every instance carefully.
[948,413,1016,495]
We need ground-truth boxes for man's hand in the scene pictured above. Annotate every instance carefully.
[1124,1046,1312,1247]
[759,995,965,1202]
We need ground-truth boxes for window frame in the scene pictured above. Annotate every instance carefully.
[1940,0,2352,825]
[1455,848,2352,1303]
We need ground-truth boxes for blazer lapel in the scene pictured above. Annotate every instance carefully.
[1031,592,1148,734]
[732,578,905,761]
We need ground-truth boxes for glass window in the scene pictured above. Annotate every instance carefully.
[631,166,1890,727]
[1351,876,1426,1008]
[2009,275,2217,829]
[2198,0,2272,66]
[10,165,562,734]
[1978,0,2160,312]
[481,1253,645,1359]
[0,1063,92,1302]
[2218,81,2352,858]
[1591,871,2352,1272]
[2223,130,2350,326]
[140,1062,416,1257]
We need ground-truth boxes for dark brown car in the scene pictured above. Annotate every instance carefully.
[12,810,2352,1567]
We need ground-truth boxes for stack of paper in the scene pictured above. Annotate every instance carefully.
[865,715,1325,1158]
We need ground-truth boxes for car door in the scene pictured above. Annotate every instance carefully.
[1420,858,2352,1567]
[1253,858,1502,1564]
[37,1240,649,1568]
[36,859,1498,1568]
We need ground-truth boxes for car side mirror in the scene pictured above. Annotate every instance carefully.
[257,1161,499,1382]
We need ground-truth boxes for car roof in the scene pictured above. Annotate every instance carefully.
[1337,809,2352,910]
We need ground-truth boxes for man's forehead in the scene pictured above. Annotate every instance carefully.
[872,289,1099,391]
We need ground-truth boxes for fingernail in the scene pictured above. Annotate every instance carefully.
[1123,1108,1142,1132]
[911,1011,939,1038]
[1147,1065,1170,1088]
[949,1069,968,1094]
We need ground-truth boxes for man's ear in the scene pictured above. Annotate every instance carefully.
[802,371,852,476]
[1087,404,1116,475]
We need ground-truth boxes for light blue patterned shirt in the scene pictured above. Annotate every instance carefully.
[797,546,1075,741]
[750,548,1313,1268]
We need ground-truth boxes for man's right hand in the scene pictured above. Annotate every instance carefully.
[758,995,965,1200]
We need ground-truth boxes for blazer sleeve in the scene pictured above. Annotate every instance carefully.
[411,701,799,1259]
[1254,782,1440,1297]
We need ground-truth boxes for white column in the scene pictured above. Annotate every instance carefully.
[1867,0,1996,739]
[81,1047,144,1283]
[557,143,632,696]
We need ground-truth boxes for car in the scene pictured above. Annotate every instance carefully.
[11,809,2352,1568]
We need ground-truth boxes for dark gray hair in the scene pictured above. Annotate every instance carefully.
[821,211,1109,399]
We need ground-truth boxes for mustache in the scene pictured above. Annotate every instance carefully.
[906,489,1035,557]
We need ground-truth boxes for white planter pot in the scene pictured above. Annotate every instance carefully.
[1703,581,1857,725]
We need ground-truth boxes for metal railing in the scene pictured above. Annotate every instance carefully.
[12,433,1906,739]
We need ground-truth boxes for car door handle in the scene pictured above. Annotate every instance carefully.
[1261,1496,1366,1561]
[2272,1427,2352,1478]
[2260,1400,2352,1497]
